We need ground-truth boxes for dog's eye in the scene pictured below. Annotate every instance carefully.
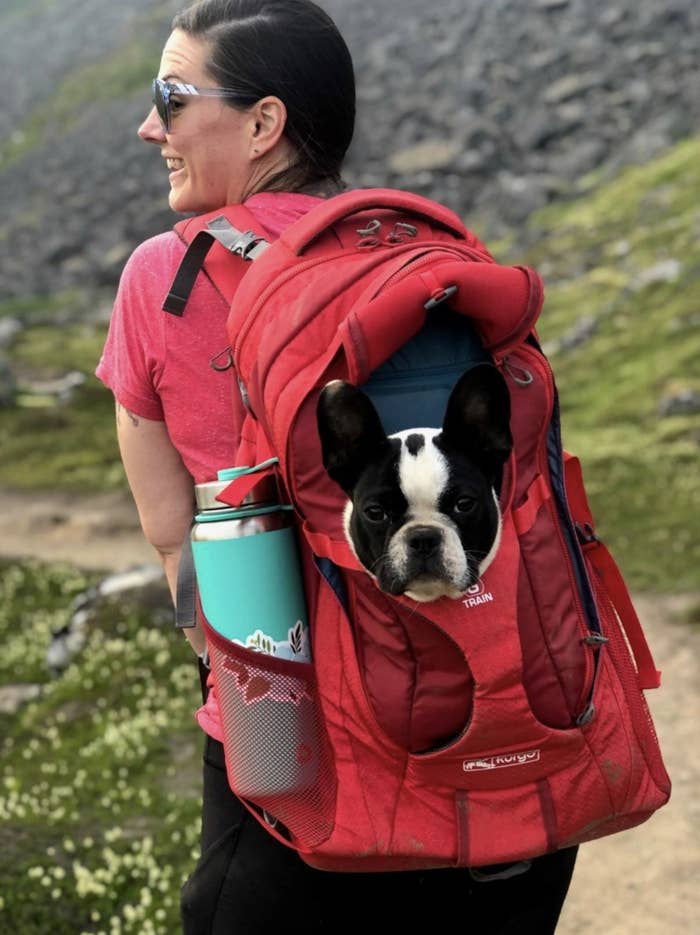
[454,496,476,514]
[364,504,388,523]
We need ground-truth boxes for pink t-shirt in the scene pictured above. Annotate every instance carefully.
[96,192,323,484]
[96,192,323,741]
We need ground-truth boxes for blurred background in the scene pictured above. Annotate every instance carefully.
[0,0,698,932]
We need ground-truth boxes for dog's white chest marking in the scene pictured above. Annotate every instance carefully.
[394,429,448,522]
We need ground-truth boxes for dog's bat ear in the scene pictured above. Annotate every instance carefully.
[316,380,388,493]
[441,364,513,476]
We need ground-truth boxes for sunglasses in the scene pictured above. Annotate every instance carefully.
[151,77,256,132]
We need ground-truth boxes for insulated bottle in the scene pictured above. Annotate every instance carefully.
[192,463,310,662]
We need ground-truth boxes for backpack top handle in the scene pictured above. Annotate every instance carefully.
[280,187,469,256]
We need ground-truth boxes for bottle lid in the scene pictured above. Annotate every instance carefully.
[194,465,278,511]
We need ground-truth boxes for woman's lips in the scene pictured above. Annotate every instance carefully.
[165,157,185,181]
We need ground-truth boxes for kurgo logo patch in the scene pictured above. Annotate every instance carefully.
[462,579,494,608]
[462,749,541,772]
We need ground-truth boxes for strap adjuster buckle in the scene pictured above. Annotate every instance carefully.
[230,229,265,260]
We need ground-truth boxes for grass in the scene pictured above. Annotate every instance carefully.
[0,559,202,934]
[0,297,124,491]
[507,136,700,592]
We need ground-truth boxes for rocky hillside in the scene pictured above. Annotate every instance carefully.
[1,0,699,299]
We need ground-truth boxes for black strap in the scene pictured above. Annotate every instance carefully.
[163,230,219,316]
[175,530,197,628]
[163,217,269,316]
[197,654,211,704]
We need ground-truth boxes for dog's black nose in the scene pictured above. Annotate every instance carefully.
[407,526,442,557]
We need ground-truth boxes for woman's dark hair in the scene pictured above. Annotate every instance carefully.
[172,0,355,192]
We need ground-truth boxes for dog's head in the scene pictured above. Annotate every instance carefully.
[316,364,513,602]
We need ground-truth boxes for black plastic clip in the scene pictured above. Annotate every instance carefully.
[424,285,458,310]
[575,702,596,727]
[575,522,599,545]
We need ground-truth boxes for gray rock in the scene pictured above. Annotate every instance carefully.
[1,0,700,297]
[542,72,605,105]
[389,140,462,174]
[20,370,86,403]
[658,389,700,418]
[635,260,683,290]
[0,317,23,348]
[0,684,42,714]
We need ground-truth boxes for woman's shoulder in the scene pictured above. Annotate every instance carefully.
[121,229,186,283]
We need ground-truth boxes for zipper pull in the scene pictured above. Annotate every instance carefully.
[502,355,533,386]
[210,346,234,371]
[582,632,609,647]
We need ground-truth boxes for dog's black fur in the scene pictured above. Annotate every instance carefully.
[317,364,513,602]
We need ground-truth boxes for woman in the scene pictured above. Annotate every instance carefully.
[97,1,578,931]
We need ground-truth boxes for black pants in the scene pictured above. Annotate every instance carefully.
[181,736,578,934]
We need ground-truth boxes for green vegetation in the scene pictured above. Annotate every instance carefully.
[0,560,201,934]
[0,294,123,490]
[509,136,700,592]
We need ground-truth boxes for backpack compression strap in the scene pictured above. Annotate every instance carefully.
[163,208,270,316]
[563,453,662,690]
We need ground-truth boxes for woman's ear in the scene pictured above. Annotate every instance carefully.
[248,95,288,159]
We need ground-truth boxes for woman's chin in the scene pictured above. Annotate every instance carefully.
[168,183,195,215]
[168,193,186,214]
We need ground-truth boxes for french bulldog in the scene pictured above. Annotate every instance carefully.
[316,363,513,602]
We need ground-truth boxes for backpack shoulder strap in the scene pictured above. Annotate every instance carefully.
[163,204,270,316]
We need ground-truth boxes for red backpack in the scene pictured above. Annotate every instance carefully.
[167,188,670,871]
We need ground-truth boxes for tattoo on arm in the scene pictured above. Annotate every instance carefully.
[117,404,140,427]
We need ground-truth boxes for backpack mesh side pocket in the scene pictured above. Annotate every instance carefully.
[205,621,336,847]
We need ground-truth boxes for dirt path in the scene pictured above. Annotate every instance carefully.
[0,488,156,571]
[0,490,697,933]
[558,591,699,934]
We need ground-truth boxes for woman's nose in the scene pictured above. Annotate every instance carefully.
[138,106,166,144]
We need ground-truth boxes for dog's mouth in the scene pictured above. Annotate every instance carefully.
[403,575,470,603]
[372,525,483,602]
[380,566,477,603]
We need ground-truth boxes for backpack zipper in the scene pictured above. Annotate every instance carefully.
[510,342,600,717]
[234,240,489,362]
[376,244,490,297]
[233,241,442,361]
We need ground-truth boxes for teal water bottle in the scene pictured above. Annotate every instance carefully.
[192,462,310,661]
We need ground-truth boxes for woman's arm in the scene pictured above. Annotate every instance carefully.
[115,400,206,655]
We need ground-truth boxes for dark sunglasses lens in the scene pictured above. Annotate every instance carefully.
[152,80,169,130]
